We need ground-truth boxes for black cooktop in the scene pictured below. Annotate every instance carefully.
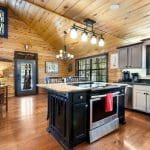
[69,82,118,89]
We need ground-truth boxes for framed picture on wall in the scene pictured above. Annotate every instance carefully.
[45,62,59,73]
[110,53,118,69]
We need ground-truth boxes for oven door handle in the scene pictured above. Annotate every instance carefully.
[90,92,120,101]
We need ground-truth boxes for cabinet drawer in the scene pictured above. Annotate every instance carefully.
[73,92,87,103]
[133,85,147,91]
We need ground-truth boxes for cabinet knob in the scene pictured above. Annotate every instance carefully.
[85,104,88,108]
[80,96,83,99]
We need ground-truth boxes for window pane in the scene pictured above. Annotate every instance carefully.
[77,54,108,82]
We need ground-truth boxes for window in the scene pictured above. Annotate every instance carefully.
[0,6,8,38]
[76,54,108,82]
[146,45,150,75]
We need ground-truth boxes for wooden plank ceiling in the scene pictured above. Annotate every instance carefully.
[1,0,150,56]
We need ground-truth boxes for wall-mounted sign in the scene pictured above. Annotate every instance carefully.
[45,62,59,73]
[110,53,118,69]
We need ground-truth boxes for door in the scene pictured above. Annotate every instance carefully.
[118,47,128,68]
[15,59,37,96]
[133,90,146,112]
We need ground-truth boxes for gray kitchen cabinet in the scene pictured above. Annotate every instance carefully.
[130,44,142,68]
[133,85,150,113]
[118,47,128,69]
[133,89,146,112]
[118,43,142,69]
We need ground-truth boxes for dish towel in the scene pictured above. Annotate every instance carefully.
[105,93,113,112]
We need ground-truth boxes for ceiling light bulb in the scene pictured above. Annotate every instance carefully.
[98,38,105,47]
[60,49,63,54]
[67,53,71,57]
[91,35,97,44]
[71,55,74,59]
[110,4,120,10]
[81,32,88,42]
[60,53,63,57]
[70,27,77,39]
[56,55,59,59]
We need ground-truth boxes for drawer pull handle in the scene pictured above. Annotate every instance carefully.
[80,96,83,99]
[85,104,88,108]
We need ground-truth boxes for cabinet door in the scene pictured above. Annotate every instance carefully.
[146,91,150,113]
[73,103,87,145]
[128,46,132,68]
[54,96,66,137]
[118,94,126,124]
[118,47,128,69]
[131,44,142,68]
[133,89,146,112]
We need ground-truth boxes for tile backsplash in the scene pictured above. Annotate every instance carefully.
[122,68,150,79]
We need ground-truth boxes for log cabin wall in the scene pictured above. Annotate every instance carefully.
[0,10,68,97]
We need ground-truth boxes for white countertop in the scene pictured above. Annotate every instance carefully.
[37,82,127,93]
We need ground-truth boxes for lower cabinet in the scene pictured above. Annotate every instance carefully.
[133,85,150,113]
[133,89,146,112]
[73,102,88,145]
[146,91,150,113]
[48,91,88,149]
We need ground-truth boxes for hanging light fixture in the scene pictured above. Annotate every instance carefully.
[98,35,105,47]
[70,18,105,47]
[56,31,74,60]
[81,30,88,42]
[70,25,78,39]
[91,34,97,44]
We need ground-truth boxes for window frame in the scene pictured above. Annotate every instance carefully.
[75,53,108,82]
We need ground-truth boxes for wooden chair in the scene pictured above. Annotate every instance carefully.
[0,86,8,112]
[45,77,63,83]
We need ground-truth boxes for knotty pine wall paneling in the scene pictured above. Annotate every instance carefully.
[0,10,68,97]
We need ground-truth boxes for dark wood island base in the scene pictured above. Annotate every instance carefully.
[43,84,126,150]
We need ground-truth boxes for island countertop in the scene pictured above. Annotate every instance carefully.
[37,82,127,93]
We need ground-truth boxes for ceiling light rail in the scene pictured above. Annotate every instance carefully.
[70,18,105,47]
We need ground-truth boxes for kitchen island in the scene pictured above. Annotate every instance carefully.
[37,82,126,149]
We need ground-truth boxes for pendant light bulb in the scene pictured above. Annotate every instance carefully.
[71,55,74,59]
[56,55,59,59]
[81,31,88,42]
[98,36,105,47]
[91,35,97,45]
[70,26,77,39]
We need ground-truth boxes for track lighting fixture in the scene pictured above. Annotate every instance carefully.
[70,18,105,47]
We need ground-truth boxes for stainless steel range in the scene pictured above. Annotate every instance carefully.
[69,82,125,143]
[89,90,120,143]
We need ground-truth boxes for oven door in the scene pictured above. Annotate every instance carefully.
[90,92,119,130]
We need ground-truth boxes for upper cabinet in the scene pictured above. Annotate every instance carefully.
[118,43,142,69]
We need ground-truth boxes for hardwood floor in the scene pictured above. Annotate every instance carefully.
[0,94,150,150]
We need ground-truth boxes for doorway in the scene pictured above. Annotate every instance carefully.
[14,51,38,96]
